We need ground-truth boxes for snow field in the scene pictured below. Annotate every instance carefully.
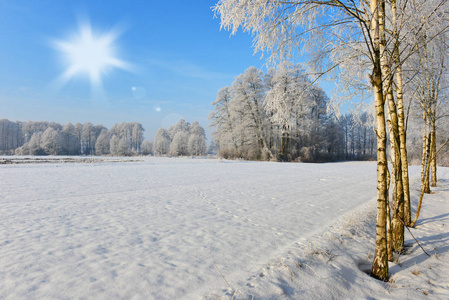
[0,157,447,299]
[221,166,449,300]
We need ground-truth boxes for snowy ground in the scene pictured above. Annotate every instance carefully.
[0,157,447,299]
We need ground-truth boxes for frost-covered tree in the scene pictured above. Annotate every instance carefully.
[265,63,299,161]
[81,122,95,155]
[214,0,449,279]
[233,66,272,159]
[0,118,148,157]
[304,84,330,160]
[95,129,110,155]
[189,121,205,136]
[406,31,449,227]
[211,65,336,161]
[140,140,153,155]
[109,134,132,156]
[213,0,396,278]
[109,122,144,155]
[131,123,144,153]
[169,131,190,156]
[188,122,207,156]
[266,63,313,160]
[28,132,44,155]
[0,119,22,153]
[167,119,190,140]
[41,127,62,155]
[74,123,83,151]
[20,121,49,144]
[117,137,131,156]
[153,120,207,156]
[153,128,170,155]
[209,86,240,157]
[109,135,120,156]
[188,134,207,156]
[61,123,80,155]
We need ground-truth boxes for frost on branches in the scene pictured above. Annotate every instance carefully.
[209,65,375,162]
[153,120,207,157]
[4,120,146,156]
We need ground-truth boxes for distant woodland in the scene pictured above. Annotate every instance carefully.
[0,120,146,156]
[0,118,208,157]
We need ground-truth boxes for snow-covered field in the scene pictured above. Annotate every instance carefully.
[0,157,448,299]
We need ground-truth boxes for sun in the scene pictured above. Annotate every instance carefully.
[54,20,130,88]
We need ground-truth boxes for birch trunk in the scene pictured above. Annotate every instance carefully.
[422,110,431,194]
[386,88,404,254]
[411,132,432,227]
[387,118,404,254]
[392,0,411,225]
[430,116,437,187]
[380,0,403,255]
[386,167,393,261]
[370,0,389,281]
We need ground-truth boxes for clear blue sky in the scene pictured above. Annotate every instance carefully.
[0,0,330,140]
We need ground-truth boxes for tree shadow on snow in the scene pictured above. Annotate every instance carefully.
[389,231,449,274]
[415,212,449,226]
[419,231,449,254]
[434,178,449,191]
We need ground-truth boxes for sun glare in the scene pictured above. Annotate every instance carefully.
[54,21,130,88]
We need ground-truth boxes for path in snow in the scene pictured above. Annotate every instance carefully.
[0,157,377,299]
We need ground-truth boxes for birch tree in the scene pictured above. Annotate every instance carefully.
[407,31,449,226]
[214,0,391,279]
[214,0,449,280]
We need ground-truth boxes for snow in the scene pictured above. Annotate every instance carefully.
[0,157,448,299]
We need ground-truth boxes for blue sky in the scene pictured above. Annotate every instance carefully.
[0,0,329,140]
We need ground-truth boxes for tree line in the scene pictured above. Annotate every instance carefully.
[0,120,146,156]
[210,64,377,162]
[153,119,207,156]
[0,118,209,157]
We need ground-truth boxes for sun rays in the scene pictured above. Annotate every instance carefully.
[53,20,131,90]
